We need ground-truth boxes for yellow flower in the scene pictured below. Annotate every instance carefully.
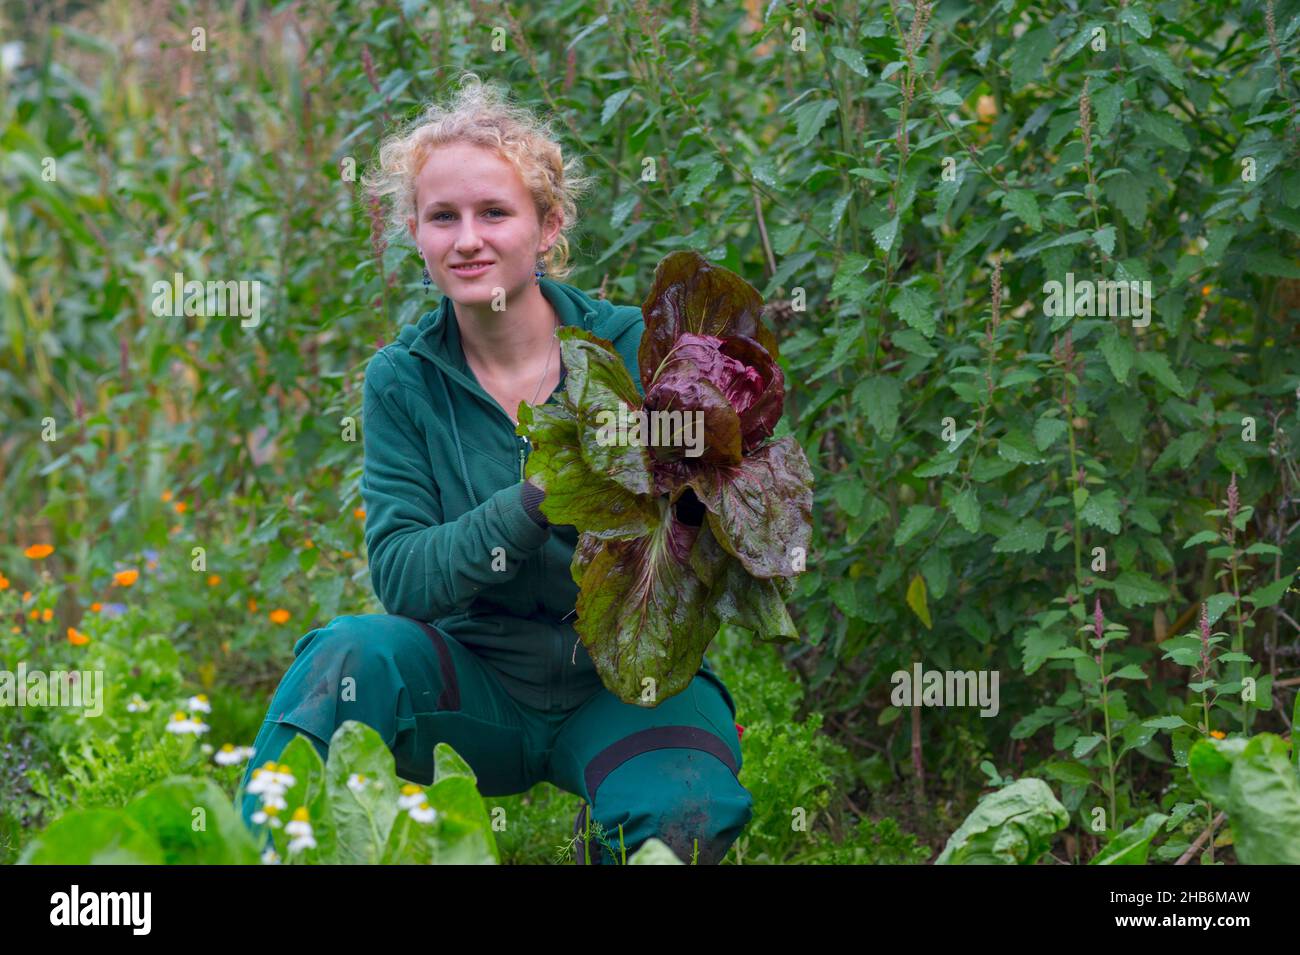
[304,539,314,549]
[269,608,290,624]
[292,806,310,822]
[67,627,90,646]
[1210,730,1226,740]
[24,544,54,560]
[9,626,18,633]
[41,608,53,622]
[207,575,221,586]
[113,569,140,587]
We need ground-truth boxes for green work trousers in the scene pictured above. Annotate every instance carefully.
[237,613,752,864]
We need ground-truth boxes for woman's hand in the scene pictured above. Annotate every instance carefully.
[521,478,549,528]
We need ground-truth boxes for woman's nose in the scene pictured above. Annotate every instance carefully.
[454,221,482,251]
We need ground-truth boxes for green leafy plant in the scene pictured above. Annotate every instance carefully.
[935,778,1069,864]
[1188,731,1300,864]
[519,251,814,704]
[19,776,261,864]
[245,722,500,865]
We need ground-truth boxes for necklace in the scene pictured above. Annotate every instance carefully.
[527,318,561,407]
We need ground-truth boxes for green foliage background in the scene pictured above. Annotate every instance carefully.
[2,0,1299,863]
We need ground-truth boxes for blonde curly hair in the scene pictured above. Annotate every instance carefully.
[363,72,593,281]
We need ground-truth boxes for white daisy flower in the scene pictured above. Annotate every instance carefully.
[126,694,148,713]
[245,763,280,795]
[289,833,317,853]
[214,743,250,766]
[408,801,437,824]
[286,808,316,853]
[347,773,369,794]
[187,694,212,713]
[398,783,425,810]
[164,711,209,735]
[200,743,214,755]
[251,804,283,828]
[268,764,296,789]
[261,848,281,865]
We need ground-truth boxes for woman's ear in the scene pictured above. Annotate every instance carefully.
[542,209,563,252]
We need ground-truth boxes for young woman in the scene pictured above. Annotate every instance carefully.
[238,74,752,864]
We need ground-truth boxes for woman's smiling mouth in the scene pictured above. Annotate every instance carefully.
[449,261,494,277]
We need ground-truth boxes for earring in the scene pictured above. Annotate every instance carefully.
[422,266,431,292]
[534,257,547,285]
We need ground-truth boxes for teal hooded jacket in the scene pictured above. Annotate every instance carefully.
[359,277,721,713]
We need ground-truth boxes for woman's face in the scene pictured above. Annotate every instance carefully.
[407,141,560,308]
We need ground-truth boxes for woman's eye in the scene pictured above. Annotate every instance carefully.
[431,209,506,222]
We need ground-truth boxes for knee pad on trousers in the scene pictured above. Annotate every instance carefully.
[585,744,753,865]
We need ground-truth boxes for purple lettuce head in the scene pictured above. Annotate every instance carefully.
[643,331,785,471]
[636,253,787,490]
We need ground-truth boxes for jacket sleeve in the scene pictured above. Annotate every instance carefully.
[360,353,551,621]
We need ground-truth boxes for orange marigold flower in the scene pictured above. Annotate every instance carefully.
[269,608,290,624]
[28,610,38,620]
[342,551,354,559]
[41,608,54,622]
[90,602,103,612]
[208,574,221,586]
[24,544,54,560]
[0,573,9,590]
[1210,730,1226,739]
[248,598,259,613]
[161,490,174,502]
[353,508,366,520]
[174,501,188,514]
[1201,285,1212,296]
[304,539,314,549]
[67,627,90,646]
[22,591,31,601]
[113,569,140,587]
[9,626,17,633]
